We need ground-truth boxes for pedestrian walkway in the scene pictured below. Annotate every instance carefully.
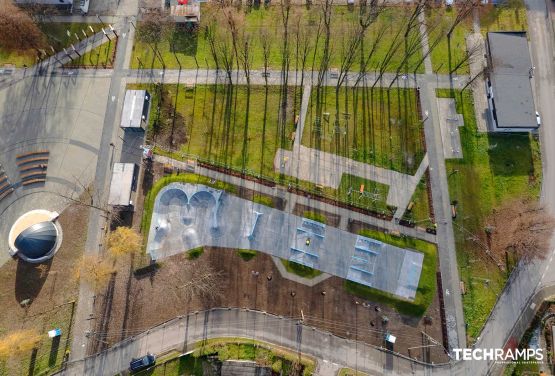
[436,97,464,159]
[418,11,434,75]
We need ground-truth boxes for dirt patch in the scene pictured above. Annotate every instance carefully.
[93,247,447,363]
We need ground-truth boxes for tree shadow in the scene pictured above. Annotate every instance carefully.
[48,335,61,367]
[15,259,52,304]
[171,27,199,56]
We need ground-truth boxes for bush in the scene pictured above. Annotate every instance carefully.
[302,211,326,224]
[187,247,204,260]
[237,249,257,261]
[252,194,274,208]
[281,260,322,279]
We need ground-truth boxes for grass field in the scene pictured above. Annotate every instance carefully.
[438,89,541,343]
[303,86,424,174]
[335,174,391,213]
[345,229,437,317]
[479,2,527,35]
[137,338,316,376]
[131,5,423,72]
[426,8,473,74]
[132,83,299,177]
[401,173,432,225]
[0,22,96,67]
[65,40,116,68]
[281,260,323,279]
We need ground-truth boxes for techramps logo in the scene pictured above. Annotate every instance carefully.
[453,348,545,365]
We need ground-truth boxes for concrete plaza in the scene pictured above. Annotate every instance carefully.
[0,75,111,266]
[147,183,424,300]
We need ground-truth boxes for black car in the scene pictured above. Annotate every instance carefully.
[129,353,156,373]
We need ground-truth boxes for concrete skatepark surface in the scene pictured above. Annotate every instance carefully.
[147,183,424,300]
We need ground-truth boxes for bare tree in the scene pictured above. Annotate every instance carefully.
[487,199,555,266]
[74,255,115,292]
[259,29,273,175]
[449,40,483,74]
[165,261,225,303]
[0,0,46,51]
[137,9,173,66]
[239,32,253,171]
[445,0,480,74]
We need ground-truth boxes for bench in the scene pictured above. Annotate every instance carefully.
[0,175,7,185]
[19,164,48,173]
[0,181,10,192]
[0,187,14,200]
[17,157,49,166]
[20,171,47,180]
[16,150,49,160]
[22,178,46,186]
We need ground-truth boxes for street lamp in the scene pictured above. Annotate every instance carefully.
[251,270,259,310]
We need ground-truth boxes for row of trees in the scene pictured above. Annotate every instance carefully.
[140,0,484,177]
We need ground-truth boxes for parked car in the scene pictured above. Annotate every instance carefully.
[129,353,156,373]
[536,111,541,127]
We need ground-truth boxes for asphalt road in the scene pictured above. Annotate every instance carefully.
[60,308,451,376]
[70,14,136,361]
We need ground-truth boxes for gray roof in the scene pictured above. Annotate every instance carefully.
[108,163,137,206]
[487,32,536,129]
[15,221,58,261]
[120,90,150,129]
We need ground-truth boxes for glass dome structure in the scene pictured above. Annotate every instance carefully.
[14,221,58,262]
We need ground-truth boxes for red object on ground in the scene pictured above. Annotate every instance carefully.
[178,0,188,4]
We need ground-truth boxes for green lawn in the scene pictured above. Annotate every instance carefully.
[480,1,527,35]
[439,89,541,343]
[281,260,323,279]
[401,173,432,225]
[132,83,299,178]
[0,22,97,67]
[13,302,76,376]
[426,8,473,74]
[65,40,116,68]
[334,174,392,213]
[131,5,423,72]
[303,86,424,174]
[345,229,437,317]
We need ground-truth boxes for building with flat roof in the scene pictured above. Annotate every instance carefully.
[120,90,151,131]
[14,0,73,11]
[486,32,537,132]
[108,163,138,209]
[167,0,200,23]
